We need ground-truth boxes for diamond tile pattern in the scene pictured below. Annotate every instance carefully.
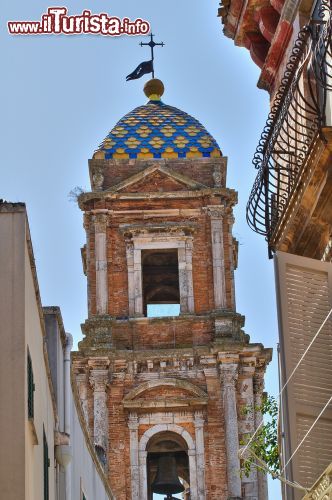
[95,100,222,160]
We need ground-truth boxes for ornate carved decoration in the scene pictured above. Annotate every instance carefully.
[92,212,108,233]
[219,363,238,386]
[203,205,226,218]
[213,164,223,187]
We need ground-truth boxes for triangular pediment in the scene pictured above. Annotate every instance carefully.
[107,165,206,194]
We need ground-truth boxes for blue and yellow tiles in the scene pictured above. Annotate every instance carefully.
[94,100,222,160]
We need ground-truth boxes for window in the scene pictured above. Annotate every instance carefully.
[43,428,49,500]
[147,304,181,317]
[27,351,35,419]
[142,249,180,317]
[80,479,87,500]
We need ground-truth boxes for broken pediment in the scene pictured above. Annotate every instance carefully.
[123,378,208,409]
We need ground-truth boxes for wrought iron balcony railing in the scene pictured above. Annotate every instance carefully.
[246,0,332,250]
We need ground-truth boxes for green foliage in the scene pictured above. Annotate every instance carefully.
[240,395,280,479]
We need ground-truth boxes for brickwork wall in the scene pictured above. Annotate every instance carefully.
[108,380,131,500]
[110,316,214,350]
[89,158,227,190]
[204,372,228,500]
[84,196,234,321]
[105,370,228,500]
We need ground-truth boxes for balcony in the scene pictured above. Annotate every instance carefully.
[246,0,332,257]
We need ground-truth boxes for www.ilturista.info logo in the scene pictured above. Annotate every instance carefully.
[7,7,150,36]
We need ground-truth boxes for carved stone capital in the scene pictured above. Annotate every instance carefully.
[128,413,139,431]
[220,363,238,387]
[76,372,88,389]
[83,212,92,231]
[253,371,265,394]
[226,211,235,226]
[89,369,109,392]
[92,212,108,233]
[203,205,226,219]
[125,238,134,253]
[194,411,205,429]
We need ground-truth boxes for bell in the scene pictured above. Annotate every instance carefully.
[151,454,185,495]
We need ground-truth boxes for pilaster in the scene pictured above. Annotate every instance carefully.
[83,213,92,316]
[194,411,206,500]
[75,372,90,429]
[92,211,109,315]
[88,358,110,467]
[239,364,258,499]
[219,359,242,499]
[226,211,236,310]
[205,205,227,310]
[128,413,139,500]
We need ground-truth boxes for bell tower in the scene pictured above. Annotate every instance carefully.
[73,79,272,500]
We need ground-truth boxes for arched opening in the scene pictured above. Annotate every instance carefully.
[146,431,190,499]
[142,249,180,317]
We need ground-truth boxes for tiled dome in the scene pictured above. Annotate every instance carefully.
[93,83,222,160]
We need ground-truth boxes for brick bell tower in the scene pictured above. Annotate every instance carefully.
[72,79,272,500]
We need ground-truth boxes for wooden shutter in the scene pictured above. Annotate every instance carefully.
[275,251,332,498]
[43,428,49,500]
[27,351,34,419]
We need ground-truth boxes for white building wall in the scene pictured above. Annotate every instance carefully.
[0,204,113,500]
[25,240,56,500]
[44,310,113,500]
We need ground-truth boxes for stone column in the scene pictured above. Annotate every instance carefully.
[128,413,140,500]
[89,361,109,468]
[226,211,236,310]
[139,450,148,500]
[206,206,227,310]
[178,237,195,314]
[220,362,242,499]
[133,247,143,316]
[185,238,195,313]
[92,212,109,315]
[194,411,206,500]
[83,213,92,316]
[125,239,135,316]
[188,449,199,500]
[240,365,258,499]
[75,372,89,429]
[254,371,268,500]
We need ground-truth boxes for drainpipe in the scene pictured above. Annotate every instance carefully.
[64,333,73,500]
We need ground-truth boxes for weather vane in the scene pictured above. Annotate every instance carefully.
[126,33,165,81]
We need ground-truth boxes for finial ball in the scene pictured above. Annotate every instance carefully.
[144,79,164,99]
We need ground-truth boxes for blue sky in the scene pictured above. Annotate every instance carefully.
[2,0,280,497]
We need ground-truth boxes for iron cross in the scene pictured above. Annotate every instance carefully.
[139,33,165,78]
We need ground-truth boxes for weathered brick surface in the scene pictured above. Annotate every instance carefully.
[89,157,227,190]
[85,200,235,319]
[204,373,228,500]
[108,381,130,500]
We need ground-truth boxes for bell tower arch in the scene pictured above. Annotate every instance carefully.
[73,79,272,499]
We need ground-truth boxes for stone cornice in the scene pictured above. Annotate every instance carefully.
[120,222,198,238]
[77,187,238,210]
[123,397,208,409]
